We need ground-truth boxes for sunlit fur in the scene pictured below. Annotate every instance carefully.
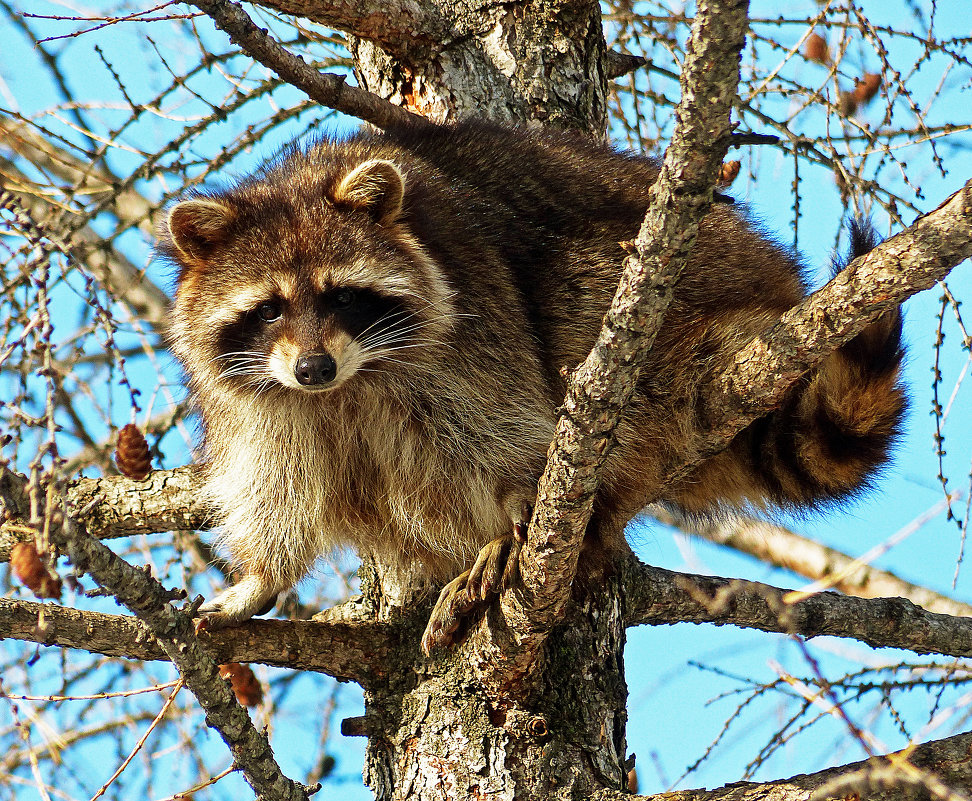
[160,121,905,624]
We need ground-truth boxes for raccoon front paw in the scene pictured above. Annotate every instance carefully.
[421,529,526,655]
[196,574,279,630]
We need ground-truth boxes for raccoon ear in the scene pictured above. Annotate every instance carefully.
[333,159,404,225]
[166,199,236,264]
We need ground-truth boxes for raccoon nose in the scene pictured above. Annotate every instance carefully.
[295,353,337,386]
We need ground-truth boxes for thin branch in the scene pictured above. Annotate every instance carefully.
[187,0,425,131]
[650,507,972,618]
[621,556,972,658]
[0,155,168,327]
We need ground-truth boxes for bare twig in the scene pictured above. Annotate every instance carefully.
[187,0,424,131]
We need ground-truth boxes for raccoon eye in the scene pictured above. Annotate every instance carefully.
[257,300,282,322]
[333,288,356,309]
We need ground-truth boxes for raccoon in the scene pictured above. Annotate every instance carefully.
[160,120,905,648]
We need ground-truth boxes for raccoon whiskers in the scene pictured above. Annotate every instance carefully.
[216,364,269,383]
[215,359,271,384]
[356,313,431,347]
[211,350,266,364]
[353,295,467,352]
[252,378,280,399]
[356,316,457,355]
[211,351,269,381]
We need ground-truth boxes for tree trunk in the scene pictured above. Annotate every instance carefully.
[349,0,608,130]
[359,564,630,799]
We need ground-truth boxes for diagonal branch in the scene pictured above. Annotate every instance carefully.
[187,0,425,130]
[53,516,316,801]
[685,180,972,480]
[592,730,972,801]
[490,0,752,693]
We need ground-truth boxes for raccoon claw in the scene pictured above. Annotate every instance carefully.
[465,536,509,601]
[195,575,278,630]
[465,532,525,601]
[421,533,526,655]
[421,570,477,655]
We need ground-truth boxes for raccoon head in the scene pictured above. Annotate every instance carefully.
[162,156,456,398]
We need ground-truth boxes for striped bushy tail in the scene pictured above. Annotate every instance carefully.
[746,220,906,508]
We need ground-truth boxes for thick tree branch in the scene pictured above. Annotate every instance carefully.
[252,0,443,55]
[0,466,205,562]
[251,1,645,80]
[650,507,972,618]
[10,535,972,667]
[491,0,751,694]
[341,0,609,127]
[688,181,972,475]
[621,557,972,658]
[8,553,972,686]
[187,0,425,130]
[593,730,972,801]
[53,517,315,801]
[0,597,392,686]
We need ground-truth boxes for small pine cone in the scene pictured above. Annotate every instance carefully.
[838,90,859,117]
[11,541,62,600]
[852,72,882,105]
[115,424,151,480]
[804,33,829,65]
[219,663,263,707]
[717,160,741,187]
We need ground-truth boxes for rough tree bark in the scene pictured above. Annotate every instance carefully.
[340,1,628,794]
[256,0,610,127]
[313,0,744,798]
